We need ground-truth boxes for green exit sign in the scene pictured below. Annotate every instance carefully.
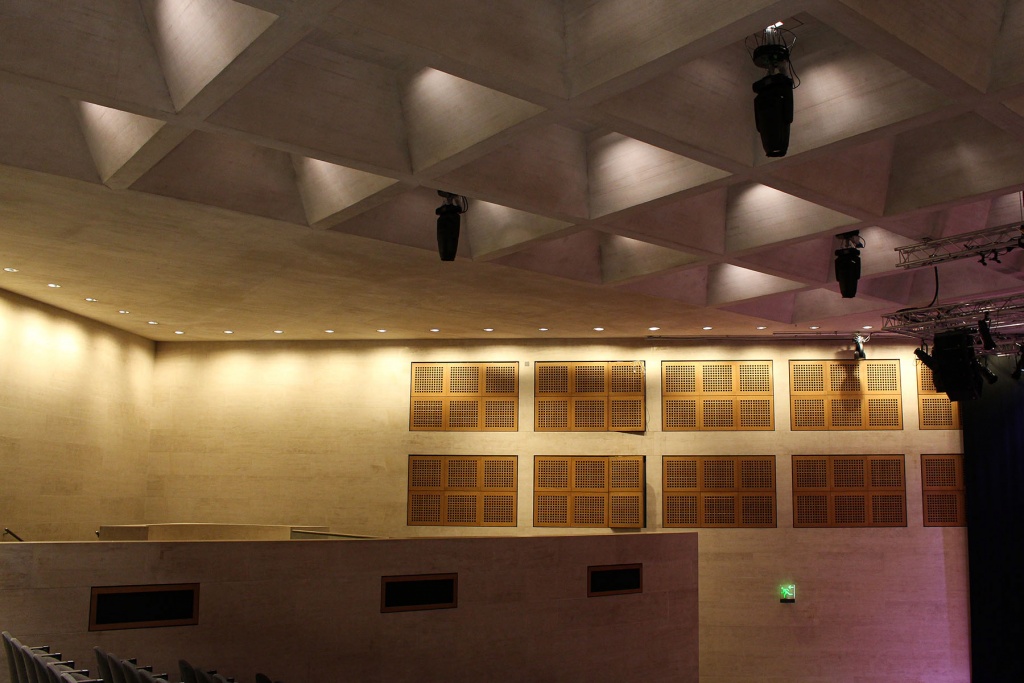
[779,584,796,603]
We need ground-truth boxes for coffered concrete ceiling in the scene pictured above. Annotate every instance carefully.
[1,0,1024,341]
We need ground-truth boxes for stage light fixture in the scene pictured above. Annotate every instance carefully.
[834,230,865,298]
[852,334,867,360]
[978,314,996,350]
[435,191,469,261]
[974,360,998,385]
[914,346,936,371]
[747,22,799,157]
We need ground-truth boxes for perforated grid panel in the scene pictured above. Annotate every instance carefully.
[449,366,480,393]
[741,495,775,526]
[665,400,697,428]
[831,398,863,427]
[413,365,444,393]
[703,399,734,428]
[610,494,643,527]
[665,459,698,489]
[485,365,516,394]
[702,495,736,525]
[573,494,608,526]
[483,459,516,489]
[793,458,828,489]
[448,399,479,428]
[446,493,479,524]
[866,362,899,391]
[741,459,774,489]
[536,458,569,489]
[833,458,865,487]
[575,365,606,393]
[922,455,965,526]
[611,459,642,489]
[793,399,826,428]
[611,364,644,393]
[537,364,569,393]
[919,363,938,392]
[834,494,867,524]
[482,494,516,525]
[447,459,479,488]
[536,399,569,429]
[739,363,772,392]
[483,400,516,429]
[703,459,736,489]
[535,494,568,525]
[739,399,772,428]
[870,458,904,488]
[920,397,955,428]
[410,458,443,488]
[409,493,442,524]
[665,494,698,526]
[574,399,607,428]
[867,398,901,427]
[575,459,608,489]
[830,363,861,392]
[923,456,958,487]
[924,493,962,525]
[792,363,824,392]
[795,494,829,525]
[610,399,644,430]
[411,400,444,428]
[664,364,696,393]
[702,364,734,392]
[871,494,905,525]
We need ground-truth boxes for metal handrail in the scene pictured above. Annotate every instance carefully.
[290,529,377,539]
[2,528,25,541]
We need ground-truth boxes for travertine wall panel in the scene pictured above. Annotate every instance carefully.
[0,290,153,540]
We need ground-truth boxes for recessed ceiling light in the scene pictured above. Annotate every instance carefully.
[47,283,60,288]
[593,327,604,332]
[3,267,17,272]
[483,328,494,332]
[809,325,820,330]
[756,326,768,330]
[429,328,440,333]
[147,321,158,325]
[174,330,184,335]
[538,327,549,332]
[862,325,873,329]
[376,329,387,333]
[224,330,233,334]
[273,330,284,334]
[648,326,661,332]
[325,329,335,334]
[702,326,713,331]
[85,298,98,302]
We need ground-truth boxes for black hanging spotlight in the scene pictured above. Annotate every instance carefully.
[834,230,865,299]
[435,191,469,261]
[852,334,868,360]
[978,313,997,351]
[747,22,799,157]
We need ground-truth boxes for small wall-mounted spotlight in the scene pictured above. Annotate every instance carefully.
[852,334,868,360]
[978,314,997,351]
[835,230,865,299]
[747,23,799,157]
[974,359,999,385]
[435,191,469,261]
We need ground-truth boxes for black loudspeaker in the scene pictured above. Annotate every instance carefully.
[933,330,982,402]
[436,205,461,261]
[752,73,793,157]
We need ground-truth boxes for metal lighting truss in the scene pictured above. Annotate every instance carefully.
[882,293,1024,354]
[895,222,1024,269]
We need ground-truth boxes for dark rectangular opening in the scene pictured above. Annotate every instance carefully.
[90,583,199,631]
[588,564,642,597]
[381,573,458,612]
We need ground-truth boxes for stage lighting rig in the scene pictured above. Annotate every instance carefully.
[747,22,799,157]
[435,191,469,262]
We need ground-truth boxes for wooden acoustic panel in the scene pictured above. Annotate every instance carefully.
[534,455,645,528]
[408,455,517,527]
[789,360,902,431]
[662,361,774,431]
[410,363,518,431]
[792,455,906,527]
[534,362,645,432]
[916,360,962,430]
[922,454,966,526]
[663,456,776,528]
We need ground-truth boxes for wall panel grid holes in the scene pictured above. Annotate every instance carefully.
[663,456,776,528]
[408,456,517,527]
[921,454,966,526]
[534,362,645,432]
[789,360,902,431]
[410,363,519,431]
[534,456,645,528]
[916,360,962,430]
[792,455,906,527]
[662,361,774,431]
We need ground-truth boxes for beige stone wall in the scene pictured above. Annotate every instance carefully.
[0,290,153,540]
